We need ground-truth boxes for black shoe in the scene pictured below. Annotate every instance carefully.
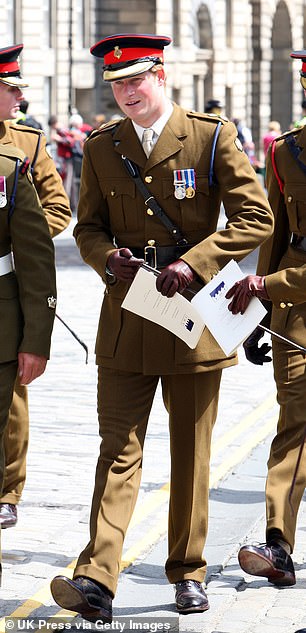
[50,575,113,623]
[175,580,209,613]
[238,541,296,586]
[0,503,17,529]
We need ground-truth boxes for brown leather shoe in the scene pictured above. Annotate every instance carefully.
[238,541,296,586]
[175,580,209,613]
[0,503,17,529]
[50,575,112,623]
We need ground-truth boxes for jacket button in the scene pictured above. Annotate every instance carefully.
[111,190,115,197]
[147,208,154,215]
[287,302,293,307]
[145,175,153,183]
[287,195,293,202]
[280,302,286,309]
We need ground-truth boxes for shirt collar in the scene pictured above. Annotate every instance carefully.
[132,100,173,142]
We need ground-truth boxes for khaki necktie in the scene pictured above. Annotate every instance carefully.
[142,128,155,157]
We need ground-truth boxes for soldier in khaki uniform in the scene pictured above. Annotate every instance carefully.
[51,34,273,622]
[0,141,57,582]
[226,50,306,588]
[0,44,71,529]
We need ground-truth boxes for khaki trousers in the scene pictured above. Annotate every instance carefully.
[266,341,306,551]
[0,360,18,582]
[74,367,222,596]
[0,380,29,504]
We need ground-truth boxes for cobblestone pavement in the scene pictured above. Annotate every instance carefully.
[0,218,305,633]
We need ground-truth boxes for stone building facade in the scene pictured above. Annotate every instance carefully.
[0,0,305,157]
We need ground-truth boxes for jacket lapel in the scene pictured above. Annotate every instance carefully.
[147,103,186,168]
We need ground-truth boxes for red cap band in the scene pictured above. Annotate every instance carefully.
[0,60,19,73]
[104,46,163,66]
[302,61,306,73]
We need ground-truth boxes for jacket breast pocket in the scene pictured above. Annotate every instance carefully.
[162,175,211,231]
[101,178,138,232]
[284,184,306,235]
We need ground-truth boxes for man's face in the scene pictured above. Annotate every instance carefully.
[111,69,166,127]
[0,82,24,121]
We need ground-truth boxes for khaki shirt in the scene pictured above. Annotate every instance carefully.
[74,103,273,374]
[0,121,71,236]
[0,144,56,361]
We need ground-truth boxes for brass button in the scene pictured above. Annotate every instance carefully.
[111,190,115,197]
[287,195,293,202]
[145,175,153,183]
[280,302,286,309]
[147,208,154,215]
[147,239,155,246]
[287,302,293,307]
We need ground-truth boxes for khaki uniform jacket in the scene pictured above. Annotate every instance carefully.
[74,103,273,374]
[0,145,56,362]
[257,125,306,347]
[0,121,71,237]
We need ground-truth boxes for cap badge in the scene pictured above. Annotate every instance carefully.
[113,46,122,59]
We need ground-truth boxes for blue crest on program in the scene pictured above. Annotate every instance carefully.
[183,317,194,331]
[210,280,225,299]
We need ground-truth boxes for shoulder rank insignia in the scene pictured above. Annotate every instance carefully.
[47,296,57,309]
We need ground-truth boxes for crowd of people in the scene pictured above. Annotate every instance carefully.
[0,34,306,633]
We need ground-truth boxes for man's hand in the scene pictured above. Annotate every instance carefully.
[18,352,48,385]
[156,259,195,298]
[107,248,144,281]
[243,326,272,365]
[226,275,269,314]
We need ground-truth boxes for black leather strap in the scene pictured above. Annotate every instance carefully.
[121,154,188,246]
[125,243,194,269]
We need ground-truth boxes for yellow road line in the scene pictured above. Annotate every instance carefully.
[210,414,277,488]
[211,392,276,458]
[0,393,277,625]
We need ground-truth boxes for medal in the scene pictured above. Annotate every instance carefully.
[173,169,196,200]
[0,176,7,208]
[185,186,195,198]
[174,185,186,200]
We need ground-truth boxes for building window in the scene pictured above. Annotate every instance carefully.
[6,0,15,42]
[75,0,91,49]
[172,0,180,46]
[226,0,232,48]
[42,0,52,48]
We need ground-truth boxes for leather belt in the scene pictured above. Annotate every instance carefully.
[0,253,13,276]
[291,234,306,251]
[126,242,194,269]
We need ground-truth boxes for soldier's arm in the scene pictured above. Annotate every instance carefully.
[10,168,57,360]
[32,132,71,237]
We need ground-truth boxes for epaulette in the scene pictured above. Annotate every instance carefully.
[88,119,122,140]
[187,111,228,123]
[0,144,26,162]
[273,127,300,143]
[8,122,43,137]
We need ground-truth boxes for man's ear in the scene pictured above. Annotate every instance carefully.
[157,67,166,85]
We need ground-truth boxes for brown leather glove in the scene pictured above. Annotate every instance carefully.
[156,259,195,298]
[106,248,144,281]
[243,326,272,365]
[225,275,269,314]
